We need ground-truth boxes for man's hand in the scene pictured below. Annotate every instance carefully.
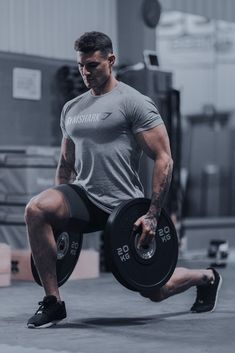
[133,213,158,249]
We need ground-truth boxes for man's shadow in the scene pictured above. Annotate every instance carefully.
[54,311,188,329]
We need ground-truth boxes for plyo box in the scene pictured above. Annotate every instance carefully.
[0,243,11,286]
[11,249,100,282]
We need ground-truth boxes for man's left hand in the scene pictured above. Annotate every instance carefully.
[133,214,157,249]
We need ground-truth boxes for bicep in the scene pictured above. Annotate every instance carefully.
[136,125,171,160]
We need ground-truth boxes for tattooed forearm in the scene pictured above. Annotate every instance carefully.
[55,139,76,185]
[55,157,76,184]
[147,160,173,219]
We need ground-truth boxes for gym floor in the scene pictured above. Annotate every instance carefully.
[0,257,234,353]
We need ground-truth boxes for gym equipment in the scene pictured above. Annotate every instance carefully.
[104,198,178,292]
[31,227,83,287]
[208,239,229,268]
[31,198,178,291]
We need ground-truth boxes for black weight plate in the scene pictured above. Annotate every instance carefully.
[104,200,140,292]
[105,198,178,292]
[31,227,83,287]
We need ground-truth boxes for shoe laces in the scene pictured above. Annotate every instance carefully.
[36,302,47,315]
[36,296,56,315]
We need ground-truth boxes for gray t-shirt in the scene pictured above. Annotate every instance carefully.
[60,81,163,213]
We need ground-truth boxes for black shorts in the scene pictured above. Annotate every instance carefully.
[53,184,110,233]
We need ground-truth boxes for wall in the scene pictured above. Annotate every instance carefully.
[116,0,156,65]
[0,0,117,60]
[0,0,118,146]
[155,10,235,216]
[0,51,74,146]
[0,0,159,147]
[156,11,235,115]
[160,0,235,23]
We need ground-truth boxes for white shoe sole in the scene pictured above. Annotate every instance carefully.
[27,319,64,329]
[210,274,223,312]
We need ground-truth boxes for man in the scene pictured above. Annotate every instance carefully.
[25,31,222,329]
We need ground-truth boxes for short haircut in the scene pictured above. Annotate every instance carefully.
[74,31,113,57]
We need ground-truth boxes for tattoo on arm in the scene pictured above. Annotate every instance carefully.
[57,157,76,183]
[147,162,173,219]
[55,140,76,185]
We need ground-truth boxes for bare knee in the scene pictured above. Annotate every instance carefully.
[24,195,48,225]
[140,288,165,302]
[24,189,69,226]
[141,282,178,302]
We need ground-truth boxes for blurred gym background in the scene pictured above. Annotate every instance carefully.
[0,0,235,283]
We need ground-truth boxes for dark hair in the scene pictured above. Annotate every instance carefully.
[74,31,113,57]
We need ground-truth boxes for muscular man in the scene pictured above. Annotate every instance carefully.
[25,31,222,329]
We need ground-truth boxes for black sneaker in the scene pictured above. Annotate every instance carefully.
[27,295,67,328]
[191,268,222,313]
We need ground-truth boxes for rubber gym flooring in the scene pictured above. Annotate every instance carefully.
[0,256,234,353]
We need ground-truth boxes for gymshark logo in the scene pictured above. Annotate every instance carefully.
[66,112,112,125]
[101,112,112,120]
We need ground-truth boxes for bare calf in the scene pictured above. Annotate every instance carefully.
[25,189,69,301]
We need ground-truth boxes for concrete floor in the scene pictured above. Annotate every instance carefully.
[0,257,234,353]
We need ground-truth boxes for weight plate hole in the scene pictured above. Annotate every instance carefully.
[57,232,69,260]
[134,233,156,260]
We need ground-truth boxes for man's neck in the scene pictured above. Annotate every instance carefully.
[91,76,118,96]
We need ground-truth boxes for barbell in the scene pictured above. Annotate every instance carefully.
[31,198,178,292]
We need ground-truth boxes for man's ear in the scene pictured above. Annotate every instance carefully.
[108,54,116,66]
